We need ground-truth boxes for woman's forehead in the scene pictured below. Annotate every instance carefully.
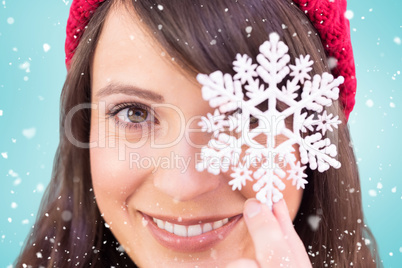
[91,3,200,103]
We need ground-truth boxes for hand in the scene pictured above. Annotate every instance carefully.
[226,199,312,268]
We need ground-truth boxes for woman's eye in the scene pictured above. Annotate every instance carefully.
[106,102,157,130]
[116,106,151,125]
[126,107,149,123]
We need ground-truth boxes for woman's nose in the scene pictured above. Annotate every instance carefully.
[152,145,221,202]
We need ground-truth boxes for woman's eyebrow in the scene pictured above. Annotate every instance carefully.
[95,83,165,102]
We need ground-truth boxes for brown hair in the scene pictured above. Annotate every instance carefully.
[16,0,381,267]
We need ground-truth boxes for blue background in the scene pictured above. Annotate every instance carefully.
[0,0,401,267]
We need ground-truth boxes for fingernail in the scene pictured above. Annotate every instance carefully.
[245,201,261,218]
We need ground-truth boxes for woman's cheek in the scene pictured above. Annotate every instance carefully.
[89,117,152,212]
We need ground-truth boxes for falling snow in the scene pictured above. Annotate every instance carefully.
[368,189,377,197]
[365,99,374,108]
[61,210,73,221]
[8,169,18,177]
[22,127,36,139]
[245,26,252,34]
[13,178,21,185]
[36,183,44,192]
[307,215,321,231]
[142,217,149,227]
[327,57,338,70]
[43,43,51,52]
[377,182,383,189]
[19,61,30,72]
[344,10,354,20]
[6,17,14,24]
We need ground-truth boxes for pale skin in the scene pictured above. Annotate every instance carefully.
[89,3,311,267]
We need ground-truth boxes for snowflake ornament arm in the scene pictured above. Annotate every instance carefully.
[196,32,344,208]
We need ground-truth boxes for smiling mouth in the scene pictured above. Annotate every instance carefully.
[152,216,230,237]
[141,212,243,252]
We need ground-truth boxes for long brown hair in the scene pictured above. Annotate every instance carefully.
[16,0,381,267]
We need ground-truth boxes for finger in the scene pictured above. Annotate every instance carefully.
[226,258,259,268]
[243,199,294,267]
[272,199,301,242]
[272,199,311,266]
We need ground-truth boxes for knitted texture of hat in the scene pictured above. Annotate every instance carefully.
[65,0,104,68]
[65,0,355,119]
[292,0,355,120]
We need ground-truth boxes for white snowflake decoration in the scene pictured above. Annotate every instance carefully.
[196,32,344,208]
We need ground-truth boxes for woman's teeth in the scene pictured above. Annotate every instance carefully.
[152,217,229,237]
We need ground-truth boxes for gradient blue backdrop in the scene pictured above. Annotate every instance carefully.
[1,0,401,267]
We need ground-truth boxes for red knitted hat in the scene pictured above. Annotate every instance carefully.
[65,0,356,120]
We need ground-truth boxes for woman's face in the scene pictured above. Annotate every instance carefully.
[90,4,303,267]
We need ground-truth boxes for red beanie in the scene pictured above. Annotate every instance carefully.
[65,0,356,120]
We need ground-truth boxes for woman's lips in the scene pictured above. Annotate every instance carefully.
[152,216,229,237]
[141,212,243,252]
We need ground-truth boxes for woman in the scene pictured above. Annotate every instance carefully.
[16,0,381,267]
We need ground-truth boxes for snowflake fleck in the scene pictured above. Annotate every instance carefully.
[43,43,51,52]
